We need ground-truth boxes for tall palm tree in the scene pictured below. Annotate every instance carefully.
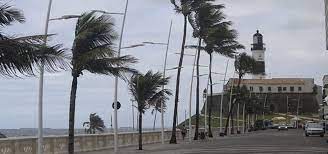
[83,113,105,134]
[0,3,68,77]
[224,52,257,135]
[68,11,137,154]
[169,0,193,144]
[187,0,220,140]
[129,71,172,150]
[188,2,244,137]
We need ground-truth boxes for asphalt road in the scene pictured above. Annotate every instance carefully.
[84,129,328,154]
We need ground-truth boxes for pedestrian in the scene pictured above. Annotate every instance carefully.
[181,125,187,140]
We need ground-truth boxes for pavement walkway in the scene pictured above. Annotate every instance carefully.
[83,129,328,153]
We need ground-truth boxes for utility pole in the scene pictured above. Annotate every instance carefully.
[262,94,267,128]
[296,94,300,129]
[220,60,229,134]
[286,96,289,125]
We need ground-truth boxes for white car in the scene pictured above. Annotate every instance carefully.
[305,123,324,137]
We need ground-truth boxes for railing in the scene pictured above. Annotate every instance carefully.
[0,130,182,154]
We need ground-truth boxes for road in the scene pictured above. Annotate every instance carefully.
[84,129,328,154]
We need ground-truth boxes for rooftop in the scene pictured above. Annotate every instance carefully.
[227,78,314,85]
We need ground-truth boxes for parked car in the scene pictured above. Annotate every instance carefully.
[271,124,280,129]
[305,123,324,137]
[278,124,288,131]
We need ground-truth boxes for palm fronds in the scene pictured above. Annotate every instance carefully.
[0,3,24,26]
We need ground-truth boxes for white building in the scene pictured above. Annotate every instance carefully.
[226,78,315,94]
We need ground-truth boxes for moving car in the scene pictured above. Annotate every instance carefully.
[305,123,324,137]
[278,124,288,131]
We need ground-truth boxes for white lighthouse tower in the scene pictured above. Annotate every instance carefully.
[251,30,266,79]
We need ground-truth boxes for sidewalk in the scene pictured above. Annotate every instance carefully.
[82,132,255,154]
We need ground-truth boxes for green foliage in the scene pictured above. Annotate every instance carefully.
[234,52,258,78]
[0,3,69,77]
[83,113,105,134]
[129,71,172,113]
[71,11,137,78]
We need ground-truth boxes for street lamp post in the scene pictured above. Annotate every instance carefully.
[262,94,268,129]
[38,1,53,153]
[228,73,236,135]
[203,88,208,133]
[219,60,229,135]
[187,51,197,142]
[160,20,172,144]
[296,94,301,129]
[286,96,289,125]
[113,0,129,152]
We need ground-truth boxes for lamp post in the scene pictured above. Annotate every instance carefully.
[113,0,129,152]
[228,72,236,135]
[203,88,208,133]
[187,51,197,142]
[286,95,289,125]
[296,94,301,129]
[262,94,268,129]
[219,60,229,135]
[38,1,53,153]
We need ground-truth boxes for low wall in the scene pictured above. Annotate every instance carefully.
[0,130,181,154]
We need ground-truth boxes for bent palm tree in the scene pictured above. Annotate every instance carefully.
[68,11,137,154]
[188,1,229,139]
[0,3,68,77]
[188,2,244,137]
[169,0,193,144]
[224,52,257,135]
[83,113,105,134]
[129,71,171,150]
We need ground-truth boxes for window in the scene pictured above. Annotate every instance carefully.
[259,86,263,92]
[268,87,272,92]
[283,87,287,91]
[298,87,302,91]
[290,87,294,92]
[278,87,282,92]
[250,86,254,92]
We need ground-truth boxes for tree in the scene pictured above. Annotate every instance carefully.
[151,99,166,130]
[187,0,222,140]
[68,11,137,154]
[169,0,193,144]
[224,52,257,135]
[0,3,68,77]
[83,113,105,134]
[129,71,172,150]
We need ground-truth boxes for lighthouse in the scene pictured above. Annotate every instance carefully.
[251,30,266,79]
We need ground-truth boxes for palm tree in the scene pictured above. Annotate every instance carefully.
[152,100,166,130]
[224,52,257,135]
[169,0,193,144]
[0,3,68,77]
[83,113,105,134]
[187,0,221,140]
[188,3,244,137]
[68,11,137,154]
[129,71,172,150]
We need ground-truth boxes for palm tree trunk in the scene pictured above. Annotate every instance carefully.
[224,75,243,135]
[208,53,213,138]
[231,107,234,134]
[153,110,157,131]
[194,38,201,140]
[170,15,187,144]
[68,75,78,154]
[138,110,143,150]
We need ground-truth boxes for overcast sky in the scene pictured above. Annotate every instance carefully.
[0,0,327,129]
